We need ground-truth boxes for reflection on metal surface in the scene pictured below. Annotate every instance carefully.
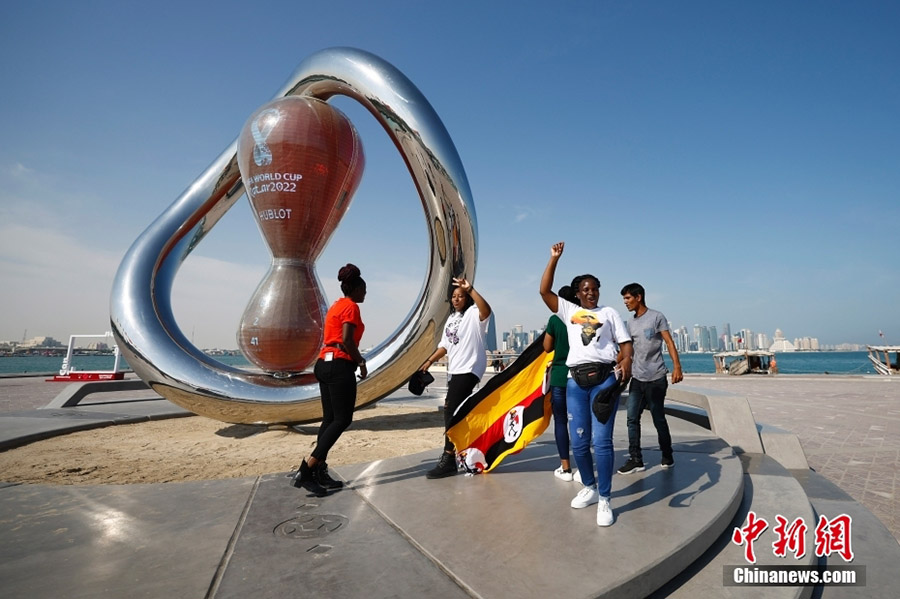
[109,47,477,424]
[236,97,364,374]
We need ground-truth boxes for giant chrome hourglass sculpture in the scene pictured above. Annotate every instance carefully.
[109,47,477,424]
[236,97,364,375]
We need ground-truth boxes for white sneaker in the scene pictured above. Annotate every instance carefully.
[596,496,614,526]
[571,485,599,509]
[554,466,574,482]
[573,469,582,484]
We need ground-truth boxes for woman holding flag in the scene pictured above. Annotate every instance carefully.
[539,242,633,526]
[418,276,492,479]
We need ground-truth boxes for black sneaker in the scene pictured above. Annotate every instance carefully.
[617,458,646,475]
[290,460,328,496]
[660,456,675,470]
[314,462,344,489]
[425,452,458,479]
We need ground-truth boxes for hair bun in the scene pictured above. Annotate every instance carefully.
[338,263,361,282]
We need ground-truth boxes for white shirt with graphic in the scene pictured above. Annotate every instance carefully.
[556,298,630,367]
[438,304,489,378]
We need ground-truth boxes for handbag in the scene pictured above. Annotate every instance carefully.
[570,361,614,389]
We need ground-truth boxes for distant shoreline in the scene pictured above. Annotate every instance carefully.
[0,350,881,376]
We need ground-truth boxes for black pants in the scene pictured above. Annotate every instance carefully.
[625,376,672,461]
[311,358,357,462]
[443,372,480,453]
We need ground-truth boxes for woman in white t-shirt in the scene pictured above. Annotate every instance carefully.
[419,277,492,479]
[539,242,633,527]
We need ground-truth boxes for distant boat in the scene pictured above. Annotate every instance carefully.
[866,345,900,376]
[713,350,777,375]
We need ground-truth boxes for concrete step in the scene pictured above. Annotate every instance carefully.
[794,469,900,599]
[311,416,744,599]
[651,453,817,599]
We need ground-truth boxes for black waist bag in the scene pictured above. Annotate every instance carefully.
[570,362,614,389]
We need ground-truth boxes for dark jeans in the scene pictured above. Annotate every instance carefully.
[625,376,672,462]
[443,372,480,453]
[311,358,357,462]
[550,385,570,461]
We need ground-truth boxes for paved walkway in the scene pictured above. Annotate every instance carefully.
[3,373,898,543]
[0,374,751,598]
[679,374,900,543]
[2,372,899,597]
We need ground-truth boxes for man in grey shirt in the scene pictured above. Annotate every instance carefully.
[617,283,683,474]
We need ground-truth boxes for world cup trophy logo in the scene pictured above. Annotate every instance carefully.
[236,96,365,375]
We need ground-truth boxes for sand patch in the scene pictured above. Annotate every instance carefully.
[0,404,444,485]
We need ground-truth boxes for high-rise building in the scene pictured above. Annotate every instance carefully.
[709,326,719,352]
[722,323,733,351]
[770,329,795,352]
[672,326,689,353]
[740,328,756,350]
[695,326,711,352]
[792,336,820,351]
[485,314,498,352]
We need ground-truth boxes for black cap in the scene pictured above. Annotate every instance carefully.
[407,370,435,396]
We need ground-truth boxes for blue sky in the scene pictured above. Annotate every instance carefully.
[1,1,898,350]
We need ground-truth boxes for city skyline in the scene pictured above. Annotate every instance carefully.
[497,317,859,357]
[2,2,898,351]
[1,312,853,354]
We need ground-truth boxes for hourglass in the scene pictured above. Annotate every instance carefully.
[236,96,364,375]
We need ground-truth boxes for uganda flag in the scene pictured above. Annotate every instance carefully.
[446,335,553,473]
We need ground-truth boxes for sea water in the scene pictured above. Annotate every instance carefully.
[0,354,250,376]
[0,351,878,376]
[664,351,875,375]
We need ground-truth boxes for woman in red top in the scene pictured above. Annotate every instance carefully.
[291,264,367,496]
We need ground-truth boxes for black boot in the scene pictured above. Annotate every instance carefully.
[314,461,344,489]
[426,451,458,479]
[290,460,328,496]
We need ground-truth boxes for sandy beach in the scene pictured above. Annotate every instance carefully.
[0,401,445,485]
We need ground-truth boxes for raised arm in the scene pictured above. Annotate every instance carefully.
[540,242,565,313]
[453,277,491,321]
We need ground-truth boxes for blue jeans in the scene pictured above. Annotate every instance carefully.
[566,372,621,497]
[550,385,569,461]
[625,376,672,462]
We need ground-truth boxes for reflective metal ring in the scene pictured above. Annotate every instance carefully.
[110,47,477,424]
